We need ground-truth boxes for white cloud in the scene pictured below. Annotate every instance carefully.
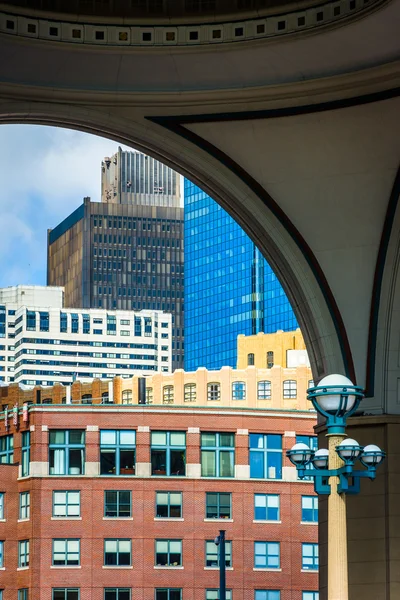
[0,124,132,286]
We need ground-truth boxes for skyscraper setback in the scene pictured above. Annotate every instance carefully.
[47,149,184,370]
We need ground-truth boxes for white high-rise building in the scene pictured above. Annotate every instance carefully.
[0,285,172,386]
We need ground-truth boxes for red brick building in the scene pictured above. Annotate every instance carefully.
[0,394,318,600]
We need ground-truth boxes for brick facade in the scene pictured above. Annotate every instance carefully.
[0,401,318,600]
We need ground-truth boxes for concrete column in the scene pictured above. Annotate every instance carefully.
[327,432,348,600]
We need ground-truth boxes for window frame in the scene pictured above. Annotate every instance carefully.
[283,379,297,399]
[19,491,30,520]
[205,539,232,568]
[52,589,80,600]
[155,590,182,600]
[183,383,196,403]
[207,383,221,401]
[249,434,282,480]
[247,353,255,366]
[18,591,28,600]
[301,496,318,523]
[52,490,80,518]
[104,539,132,567]
[155,491,182,519]
[232,381,246,400]
[0,434,14,464]
[162,385,174,404]
[49,430,85,476]
[155,539,182,567]
[302,593,319,600]
[121,390,132,405]
[0,492,4,520]
[100,430,136,476]
[104,589,131,600]
[257,380,271,400]
[266,351,274,368]
[21,431,30,477]
[205,492,232,519]
[302,543,319,571]
[104,490,132,518]
[201,433,235,478]
[254,494,280,521]
[0,540,3,567]
[52,538,81,566]
[254,541,280,569]
[18,539,29,568]
[206,591,232,600]
[151,431,186,477]
[255,592,280,600]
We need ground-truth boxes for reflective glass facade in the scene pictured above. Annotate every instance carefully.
[184,180,297,371]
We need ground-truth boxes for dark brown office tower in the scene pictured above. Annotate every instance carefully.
[47,195,184,370]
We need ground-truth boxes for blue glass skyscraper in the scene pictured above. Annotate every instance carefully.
[184,180,298,371]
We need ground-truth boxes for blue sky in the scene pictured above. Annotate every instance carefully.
[0,125,130,287]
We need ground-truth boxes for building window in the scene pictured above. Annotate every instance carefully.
[184,383,196,402]
[122,390,132,404]
[201,433,235,478]
[53,491,80,517]
[104,539,131,566]
[255,592,280,600]
[254,494,280,521]
[267,351,274,368]
[205,492,231,519]
[82,315,90,334]
[146,387,153,404]
[205,540,232,567]
[302,496,318,522]
[26,310,36,331]
[232,381,246,400]
[18,591,28,600]
[100,430,136,476]
[0,493,3,519]
[104,590,130,600]
[162,385,174,404]
[0,434,14,464]
[283,380,297,398]
[71,314,79,334]
[155,539,182,566]
[156,492,182,518]
[19,492,30,520]
[52,539,80,566]
[53,590,80,600]
[302,543,319,570]
[18,540,29,568]
[102,392,112,404]
[296,436,318,480]
[151,431,186,476]
[254,542,280,569]
[206,591,232,600]
[49,430,85,475]
[257,380,271,399]
[302,593,319,600]
[247,353,255,366]
[39,312,49,332]
[104,491,131,518]
[81,394,92,405]
[308,380,314,389]
[155,590,181,600]
[249,434,282,479]
[207,383,220,401]
[60,313,68,333]
[0,541,3,567]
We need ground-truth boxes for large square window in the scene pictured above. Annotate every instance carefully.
[205,492,231,519]
[155,590,181,600]
[254,494,279,521]
[155,540,182,566]
[201,433,234,478]
[49,430,85,475]
[100,430,136,476]
[156,492,182,518]
[151,432,185,476]
[206,590,232,600]
[250,434,282,479]
[104,491,131,518]
[205,540,232,567]
[0,435,14,464]
[232,381,246,400]
[301,496,318,523]
[104,539,131,566]
[52,539,80,566]
[255,592,280,600]
[254,542,280,569]
[104,590,130,600]
[52,589,79,600]
[53,491,80,517]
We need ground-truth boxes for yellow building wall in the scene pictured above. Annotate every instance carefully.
[237,329,306,369]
